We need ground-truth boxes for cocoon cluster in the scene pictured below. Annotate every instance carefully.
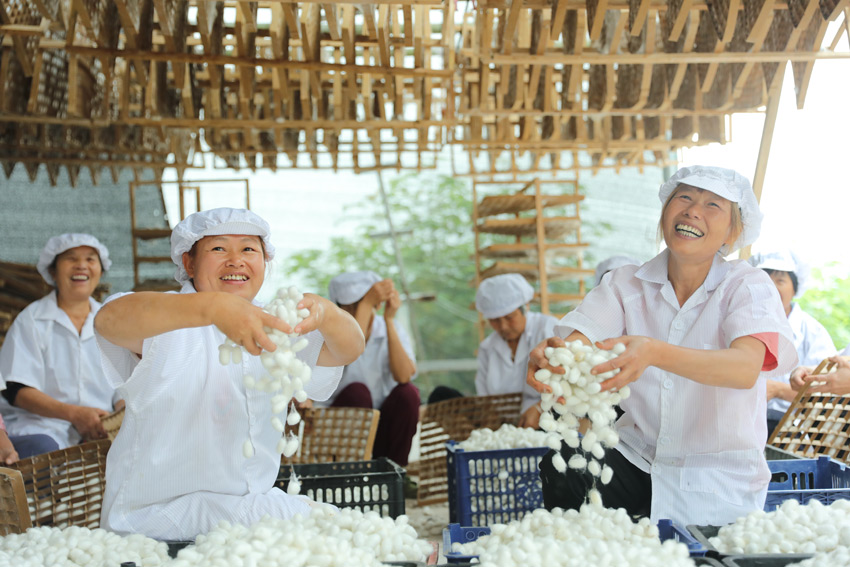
[458,424,550,451]
[789,546,850,567]
[535,341,628,485]
[451,504,695,567]
[709,499,850,555]
[0,525,169,567]
[218,286,312,459]
[170,507,432,567]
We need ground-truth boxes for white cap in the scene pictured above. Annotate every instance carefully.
[170,208,275,284]
[37,233,111,286]
[328,271,382,305]
[659,165,763,255]
[749,249,809,297]
[475,274,534,319]
[594,255,640,287]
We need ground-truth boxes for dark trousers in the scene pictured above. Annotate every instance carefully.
[540,440,652,518]
[332,382,420,466]
[9,433,60,459]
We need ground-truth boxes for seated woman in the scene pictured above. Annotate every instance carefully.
[527,166,797,526]
[94,208,364,540]
[749,249,836,433]
[0,234,119,453]
[322,271,419,466]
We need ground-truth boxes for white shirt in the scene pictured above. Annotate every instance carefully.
[476,311,558,413]
[327,316,416,410]
[0,292,116,448]
[768,303,835,414]
[556,250,797,526]
[842,344,850,356]
[96,285,343,540]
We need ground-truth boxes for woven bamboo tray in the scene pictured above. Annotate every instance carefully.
[768,360,850,464]
[415,393,522,506]
[0,467,32,535]
[100,407,124,442]
[282,407,380,465]
[478,243,589,260]
[480,261,595,283]
[9,439,110,528]
[477,194,584,217]
[477,217,581,239]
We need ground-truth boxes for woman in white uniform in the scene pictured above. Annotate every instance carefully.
[475,274,558,429]
[0,233,118,452]
[749,249,836,433]
[94,208,364,540]
[527,166,796,526]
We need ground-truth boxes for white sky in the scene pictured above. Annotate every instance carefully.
[165,44,850,299]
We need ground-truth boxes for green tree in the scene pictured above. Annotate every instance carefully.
[798,264,850,351]
[283,173,480,399]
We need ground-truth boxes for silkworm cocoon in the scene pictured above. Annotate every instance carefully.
[588,489,603,506]
[612,343,627,355]
[586,382,602,395]
[291,377,304,392]
[283,436,300,458]
[243,374,256,389]
[591,443,605,460]
[589,354,606,367]
[297,308,310,319]
[601,465,614,485]
[294,389,309,403]
[292,338,309,353]
[230,346,243,364]
[287,409,301,426]
[619,386,631,399]
[218,344,231,365]
[300,366,312,382]
[271,417,285,432]
[535,369,552,382]
[546,435,562,451]
[276,437,287,454]
[567,455,587,469]
[587,459,602,476]
[544,347,555,358]
[552,453,567,473]
[242,439,254,458]
[498,470,509,481]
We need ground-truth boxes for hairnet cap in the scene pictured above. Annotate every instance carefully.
[594,255,640,287]
[749,249,809,297]
[658,165,763,255]
[170,208,275,284]
[328,271,382,305]
[476,274,534,319]
[37,233,111,286]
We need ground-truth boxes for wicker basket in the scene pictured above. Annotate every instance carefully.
[0,0,43,76]
[282,407,380,465]
[415,393,522,506]
[0,467,32,535]
[100,408,124,442]
[9,439,110,529]
[477,217,581,239]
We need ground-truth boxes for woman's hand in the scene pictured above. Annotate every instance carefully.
[68,405,109,440]
[208,293,292,355]
[801,356,850,396]
[0,430,19,465]
[592,336,658,391]
[526,337,569,394]
[293,293,329,335]
[789,366,813,391]
[518,404,542,429]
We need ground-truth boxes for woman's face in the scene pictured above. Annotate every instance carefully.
[51,246,103,301]
[183,235,266,300]
[768,270,795,316]
[487,308,527,343]
[661,185,735,262]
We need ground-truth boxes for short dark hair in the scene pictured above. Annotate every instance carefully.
[763,269,798,295]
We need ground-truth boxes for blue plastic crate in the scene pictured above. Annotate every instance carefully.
[443,520,706,563]
[766,457,850,511]
[446,441,549,526]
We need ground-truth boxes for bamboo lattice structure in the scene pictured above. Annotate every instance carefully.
[0,0,847,183]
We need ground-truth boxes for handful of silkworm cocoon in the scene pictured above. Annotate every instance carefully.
[788,546,850,567]
[0,525,170,567]
[458,424,550,451]
[170,507,432,567]
[451,503,696,567]
[218,286,312,459]
[709,499,850,555]
[534,340,629,486]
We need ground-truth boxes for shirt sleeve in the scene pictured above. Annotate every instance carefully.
[721,273,798,378]
[94,292,142,389]
[0,308,48,391]
[301,329,343,402]
[799,317,837,368]
[554,274,626,342]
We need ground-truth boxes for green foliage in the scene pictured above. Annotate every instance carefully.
[284,173,479,398]
[797,264,850,351]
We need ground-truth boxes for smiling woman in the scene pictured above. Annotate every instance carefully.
[0,233,121,460]
[93,207,365,540]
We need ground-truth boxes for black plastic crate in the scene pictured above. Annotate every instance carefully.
[276,458,405,518]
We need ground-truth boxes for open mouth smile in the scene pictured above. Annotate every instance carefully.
[675,223,704,239]
[70,274,90,281]
[221,274,249,282]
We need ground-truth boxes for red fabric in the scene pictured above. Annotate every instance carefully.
[749,332,779,371]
